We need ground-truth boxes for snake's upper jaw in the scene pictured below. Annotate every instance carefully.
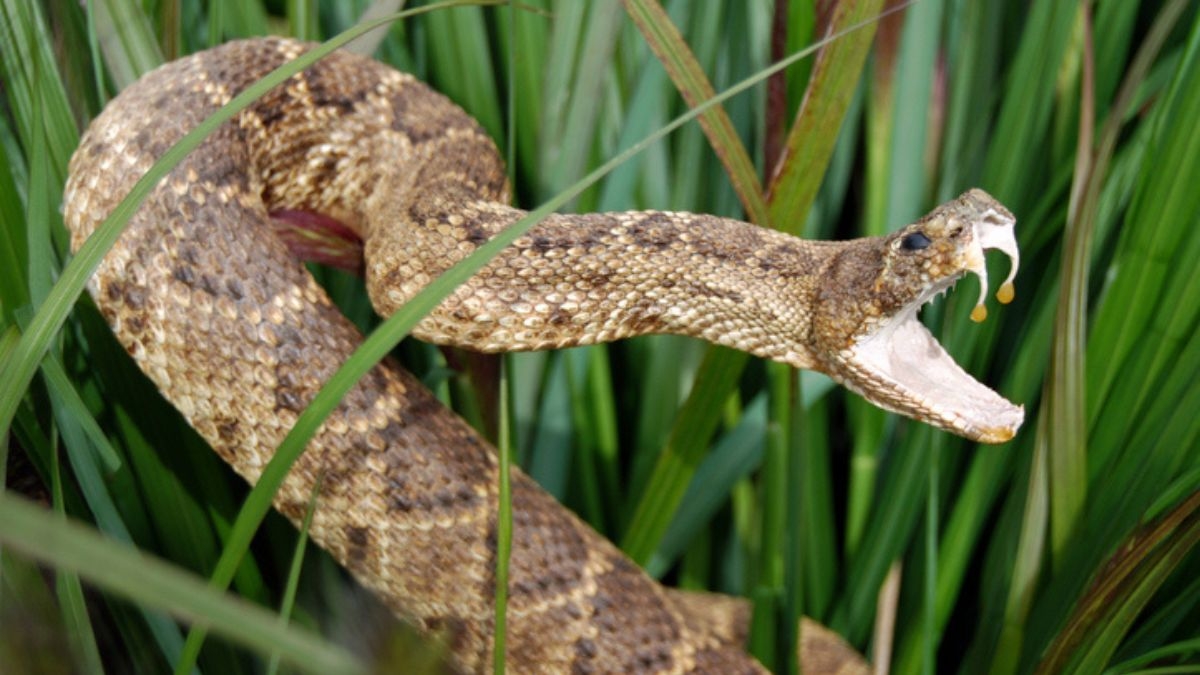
[831,191,1024,444]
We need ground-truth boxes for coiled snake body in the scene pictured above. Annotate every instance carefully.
[64,38,1022,673]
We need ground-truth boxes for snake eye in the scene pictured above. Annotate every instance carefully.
[900,232,932,251]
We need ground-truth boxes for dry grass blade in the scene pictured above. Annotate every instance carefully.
[623,0,769,225]
[1046,3,1093,569]
[767,0,888,234]
[1035,491,1200,675]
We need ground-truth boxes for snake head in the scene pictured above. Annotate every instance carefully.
[812,189,1024,443]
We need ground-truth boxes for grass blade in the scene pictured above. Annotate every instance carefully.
[49,426,105,675]
[623,0,769,224]
[492,361,513,675]
[266,475,322,675]
[0,492,367,675]
[541,2,624,205]
[766,0,889,235]
[1044,1,1091,571]
[92,0,164,88]
[1035,491,1200,675]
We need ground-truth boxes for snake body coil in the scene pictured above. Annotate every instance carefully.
[65,38,1021,673]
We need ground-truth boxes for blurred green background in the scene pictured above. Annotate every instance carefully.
[1,1,1198,673]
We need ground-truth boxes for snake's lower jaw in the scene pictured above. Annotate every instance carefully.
[835,280,1024,444]
[841,317,1023,443]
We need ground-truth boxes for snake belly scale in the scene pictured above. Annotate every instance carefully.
[64,38,1022,673]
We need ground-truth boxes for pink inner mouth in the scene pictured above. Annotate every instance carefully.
[270,209,364,274]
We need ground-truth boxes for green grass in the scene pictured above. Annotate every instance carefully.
[2,1,1199,674]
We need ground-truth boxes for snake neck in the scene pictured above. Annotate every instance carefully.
[364,177,844,369]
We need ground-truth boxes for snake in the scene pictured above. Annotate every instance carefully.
[63,38,1023,673]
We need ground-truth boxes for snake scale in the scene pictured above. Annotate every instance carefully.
[63,38,1023,673]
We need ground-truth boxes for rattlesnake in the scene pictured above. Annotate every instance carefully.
[63,38,1022,673]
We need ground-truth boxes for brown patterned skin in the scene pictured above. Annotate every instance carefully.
[64,38,1018,673]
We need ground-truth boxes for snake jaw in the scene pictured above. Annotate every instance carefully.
[839,281,1024,444]
[819,190,1024,443]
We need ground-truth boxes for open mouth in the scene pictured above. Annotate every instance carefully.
[843,204,1024,444]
